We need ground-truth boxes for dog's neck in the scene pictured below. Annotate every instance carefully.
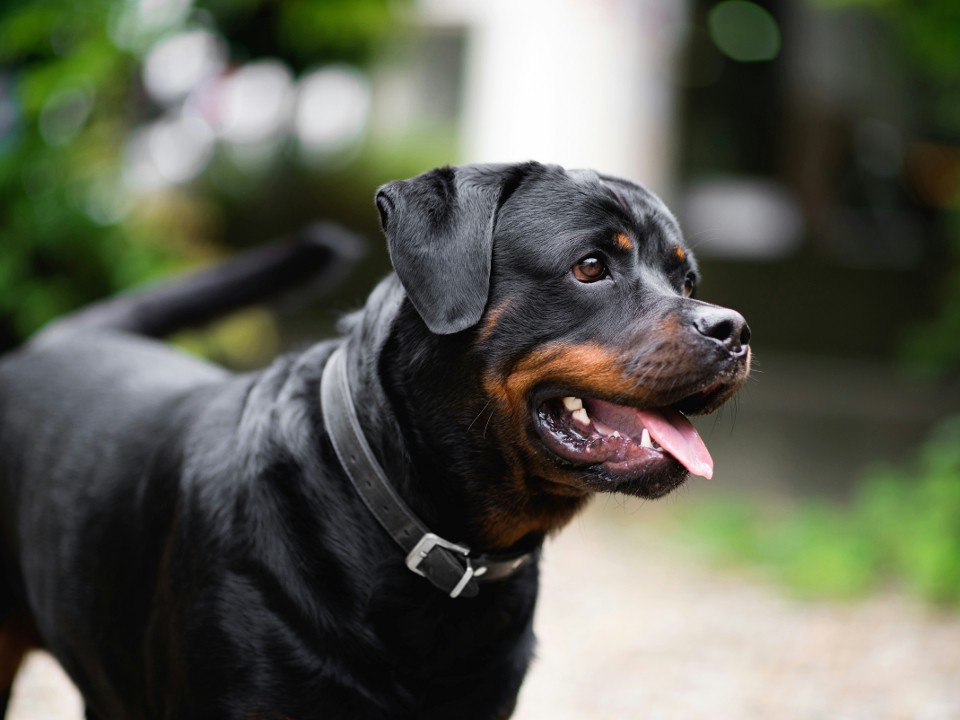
[340,277,476,546]
[340,276,583,554]
[339,277,409,473]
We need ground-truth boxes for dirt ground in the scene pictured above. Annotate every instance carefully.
[9,501,960,719]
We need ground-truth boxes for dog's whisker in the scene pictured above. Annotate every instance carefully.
[467,399,493,433]
[481,405,496,439]
[683,231,724,252]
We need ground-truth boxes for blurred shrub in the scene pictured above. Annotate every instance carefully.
[901,216,960,377]
[0,0,405,354]
[172,306,280,370]
[0,2,178,347]
[683,416,960,605]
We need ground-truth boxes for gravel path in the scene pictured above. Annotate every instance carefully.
[9,502,960,719]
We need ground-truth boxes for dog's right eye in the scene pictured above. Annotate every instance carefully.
[572,256,608,283]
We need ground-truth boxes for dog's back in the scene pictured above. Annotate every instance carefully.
[0,224,364,717]
[0,215,535,720]
[0,330,231,712]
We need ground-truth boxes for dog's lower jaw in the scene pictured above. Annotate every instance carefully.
[471,455,686,550]
[586,463,689,499]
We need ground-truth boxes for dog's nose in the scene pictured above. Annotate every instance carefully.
[693,305,751,354]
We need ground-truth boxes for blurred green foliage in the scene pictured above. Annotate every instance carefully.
[682,416,960,605]
[814,0,960,87]
[902,216,960,377]
[0,0,403,352]
[1,2,168,346]
[205,0,400,70]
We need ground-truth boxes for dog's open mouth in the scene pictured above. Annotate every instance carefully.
[536,395,714,480]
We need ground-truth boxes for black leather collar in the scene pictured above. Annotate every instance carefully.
[320,345,535,599]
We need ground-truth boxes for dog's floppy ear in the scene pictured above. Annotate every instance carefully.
[376,163,530,335]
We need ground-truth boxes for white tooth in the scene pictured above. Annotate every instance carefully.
[562,396,583,411]
[612,431,621,438]
[640,428,653,449]
[572,408,590,425]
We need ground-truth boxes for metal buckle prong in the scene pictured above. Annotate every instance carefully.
[448,561,475,599]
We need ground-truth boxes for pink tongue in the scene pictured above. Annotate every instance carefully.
[634,408,714,479]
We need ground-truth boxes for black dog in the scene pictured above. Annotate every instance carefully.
[0,162,750,719]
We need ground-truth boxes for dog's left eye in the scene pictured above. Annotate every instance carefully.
[683,273,696,298]
[572,256,609,283]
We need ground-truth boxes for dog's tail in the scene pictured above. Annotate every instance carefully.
[42,222,366,339]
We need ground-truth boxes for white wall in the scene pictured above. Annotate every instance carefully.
[419,0,689,194]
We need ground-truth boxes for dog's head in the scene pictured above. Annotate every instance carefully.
[376,162,751,544]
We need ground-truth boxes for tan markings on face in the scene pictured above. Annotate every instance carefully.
[483,315,688,423]
[474,314,753,548]
[476,298,511,344]
[474,487,588,550]
[614,232,633,251]
[674,245,686,262]
[474,342,641,547]
[492,343,643,419]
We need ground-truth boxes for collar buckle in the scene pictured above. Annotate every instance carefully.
[322,346,535,599]
[406,533,476,598]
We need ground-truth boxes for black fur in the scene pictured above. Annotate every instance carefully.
[0,162,749,719]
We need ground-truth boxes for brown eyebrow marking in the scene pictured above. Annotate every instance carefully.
[476,298,511,343]
[613,232,633,251]
[674,245,686,262]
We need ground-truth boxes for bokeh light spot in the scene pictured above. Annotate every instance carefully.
[125,113,214,190]
[218,61,294,144]
[295,65,370,155]
[708,1,781,63]
[143,29,225,106]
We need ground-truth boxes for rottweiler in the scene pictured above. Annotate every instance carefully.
[0,162,750,719]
